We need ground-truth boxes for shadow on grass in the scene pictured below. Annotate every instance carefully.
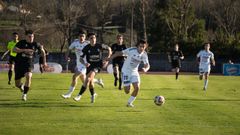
[0,100,120,108]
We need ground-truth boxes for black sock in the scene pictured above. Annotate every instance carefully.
[79,86,86,95]
[8,70,12,82]
[176,72,179,80]
[89,88,94,96]
[119,77,122,89]
[23,86,29,94]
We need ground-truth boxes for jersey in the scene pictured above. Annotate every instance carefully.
[81,43,109,67]
[111,43,127,64]
[197,50,214,68]
[121,47,149,74]
[169,50,183,62]
[7,40,19,57]
[14,40,42,68]
[69,39,89,67]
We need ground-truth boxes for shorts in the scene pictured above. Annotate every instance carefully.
[199,65,211,75]
[8,56,15,64]
[86,65,101,74]
[39,57,44,64]
[75,64,86,74]
[112,61,124,70]
[171,61,181,68]
[14,65,33,80]
[121,71,140,86]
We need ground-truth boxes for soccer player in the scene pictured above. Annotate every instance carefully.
[197,43,215,91]
[1,32,19,85]
[73,32,112,103]
[168,44,184,80]
[106,39,150,107]
[111,34,127,90]
[61,31,104,99]
[13,30,47,101]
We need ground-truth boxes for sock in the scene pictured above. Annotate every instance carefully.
[23,86,29,94]
[204,79,208,89]
[176,72,179,80]
[17,83,23,90]
[128,96,136,104]
[89,88,94,96]
[68,86,75,94]
[79,86,86,95]
[8,70,12,82]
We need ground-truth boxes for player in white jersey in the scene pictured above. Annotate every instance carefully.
[196,43,215,91]
[61,31,104,99]
[106,39,150,107]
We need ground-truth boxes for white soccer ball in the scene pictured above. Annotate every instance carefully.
[154,95,165,106]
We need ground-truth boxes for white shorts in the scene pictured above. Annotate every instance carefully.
[199,65,211,75]
[121,71,140,86]
[75,64,86,74]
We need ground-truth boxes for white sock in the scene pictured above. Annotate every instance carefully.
[128,96,136,104]
[93,79,97,83]
[204,79,208,89]
[68,86,75,94]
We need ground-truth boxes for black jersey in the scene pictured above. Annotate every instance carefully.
[81,43,109,66]
[169,50,184,62]
[111,43,127,63]
[15,40,42,68]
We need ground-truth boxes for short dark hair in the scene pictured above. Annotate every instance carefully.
[87,32,96,38]
[12,32,18,35]
[117,34,123,39]
[136,39,147,47]
[25,30,34,35]
[78,29,86,35]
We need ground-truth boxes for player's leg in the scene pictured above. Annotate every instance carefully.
[14,66,24,92]
[199,67,203,80]
[8,57,14,85]
[126,75,140,107]
[122,72,131,94]
[113,63,119,87]
[118,63,123,90]
[74,70,93,101]
[175,67,180,80]
[62,72,81,98]
[89,78,97,103]
[21,72,32,101]
[39,64,43,73]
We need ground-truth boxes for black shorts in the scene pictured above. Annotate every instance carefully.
[8,56,15,64]
[171,61,181,68]
[86,66,101,74]
[112,61,124,70]
[14,65,33,80]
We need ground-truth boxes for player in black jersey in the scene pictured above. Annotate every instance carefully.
[111,34,127,90]
[168,44,184,80]
[13,30,47,101]
[74,32,112,103]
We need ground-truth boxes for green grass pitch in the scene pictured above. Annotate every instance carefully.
[0,72,240,135]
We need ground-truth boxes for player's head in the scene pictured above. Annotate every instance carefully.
[12,32,19,41]
[204,43,210,51]
[25,30,34,43]
[174,44,179,51]
[78,30,86,42]
[88,32,96,45]
[136,39,148,53]
[117,34,123,45]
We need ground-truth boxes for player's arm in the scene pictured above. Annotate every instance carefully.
[167,52,172,63]
[211,55,215,66]
[13,47,34,55]
[196,52,201,65]
[1,50,10,60]
[106,51,123,61]
[102,44,112,58]
[142,55,150,72]
[39,45,47,66]
[180,51,184,60]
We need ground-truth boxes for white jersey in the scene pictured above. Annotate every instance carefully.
[121,47,149,74]
[197,50,214,68]
[69,39,89,67]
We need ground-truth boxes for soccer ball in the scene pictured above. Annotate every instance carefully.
[154,95,165,106]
